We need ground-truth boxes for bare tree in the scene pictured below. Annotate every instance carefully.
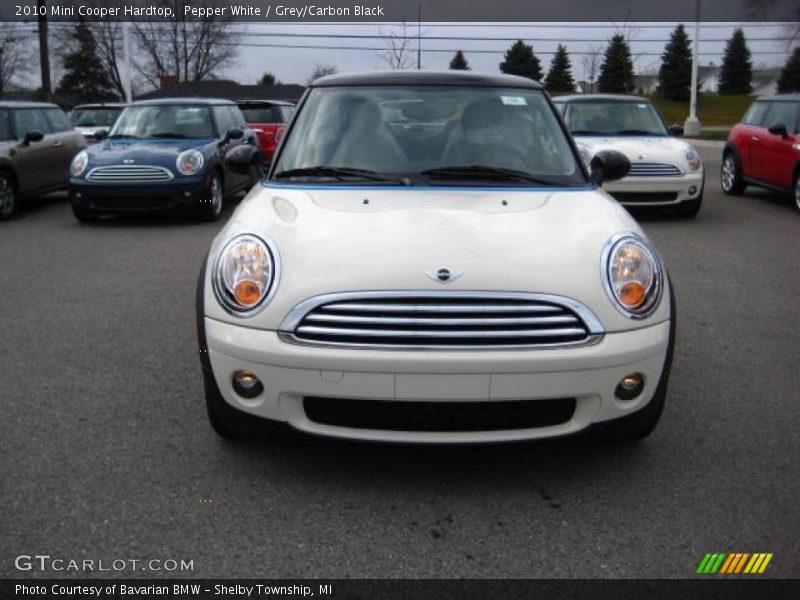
[133,0,238,89]
[0,24,33,98]
[378,22,415,70]
[581,44,603,93]
[307,63,337,84]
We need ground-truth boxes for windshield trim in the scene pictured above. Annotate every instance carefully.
[263,181,596,192]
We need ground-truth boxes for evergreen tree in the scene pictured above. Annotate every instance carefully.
[449,50,470,70]
[258,72,278,85]
[718,29,753,95]
[657,24,693,100]
[499,40,543,81]
[597,34,635,93]
[56,22,117,103]
[544,45,575,93]
[777,47,800,93]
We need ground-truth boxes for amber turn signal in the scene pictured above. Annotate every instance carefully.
[619,281,646,308]
[233,279,262,306]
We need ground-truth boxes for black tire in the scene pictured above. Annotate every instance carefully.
[204,368,249,438]
[721,152,746,196]
[793,170,800,214]
[71,202,100,223]
[0,172,18,221]
[589,275,676,442]
[675,192,702,218]
[199,172,224,222]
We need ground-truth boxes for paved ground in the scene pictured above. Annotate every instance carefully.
[1,147,798,579]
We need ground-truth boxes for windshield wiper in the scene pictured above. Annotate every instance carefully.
[421,165,558,186]
[107,134,140,140]
[150,132,191,139]
[570,129,605,135]
[617,129,661,136]
[273,166,408,184]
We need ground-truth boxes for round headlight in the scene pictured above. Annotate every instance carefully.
[604,235,662,318]
[685,147,702,172]
[213,234,278,315]
[71,150,89,177]
[176,150,204,176]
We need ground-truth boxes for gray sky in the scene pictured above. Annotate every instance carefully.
[225,22,794,86]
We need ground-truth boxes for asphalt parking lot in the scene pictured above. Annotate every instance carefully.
[1,145,798,579]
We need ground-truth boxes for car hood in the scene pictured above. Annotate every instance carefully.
[203,184,671,333]
[85,138,214,164]
[574,135,694,165]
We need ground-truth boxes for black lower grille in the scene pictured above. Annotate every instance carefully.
[303,396,576,432]
[610,191,678,203]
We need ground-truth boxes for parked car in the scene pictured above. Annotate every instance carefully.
[70,102,126,143]
[69,98,262,222]
[553,94,704,217]
[0,101,87,220]
[198,71,675,444]
[236,100,294,164]
[722,94,800,212]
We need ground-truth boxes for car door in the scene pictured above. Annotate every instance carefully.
[43,107,84,185]
[736,100,770,178]
[11,108,62,193]
[758,100,799,189]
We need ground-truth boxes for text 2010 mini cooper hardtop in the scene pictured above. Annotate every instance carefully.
[198,71,675,443]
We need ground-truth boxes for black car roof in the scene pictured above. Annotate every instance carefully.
[0,101,61,109]
[72,103,128,109]
[553,94,649,103]
[755,94,800,102]
[130,97,236,106]
[311,70,544,89]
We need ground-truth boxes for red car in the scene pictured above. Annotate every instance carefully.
[237,100,294,164]
[722,94,800,211]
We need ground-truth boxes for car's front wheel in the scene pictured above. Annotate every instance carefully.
[793,170,800,214]
[0,173,18,221]
[675,192,702,218]
[199,173,224,222]
[721,153,746,195]
[71,202,101,223]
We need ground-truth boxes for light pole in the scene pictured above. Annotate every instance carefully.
[123,21,132,103]
[684,0,702,136]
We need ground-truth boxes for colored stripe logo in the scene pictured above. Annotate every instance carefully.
[696,553,773,574]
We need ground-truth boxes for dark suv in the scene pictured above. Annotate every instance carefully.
[0,102,87,220]
[722,94,800,212]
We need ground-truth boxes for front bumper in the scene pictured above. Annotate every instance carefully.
[70,176,205,213]
[204,317,671,443]
[604,172,704,206]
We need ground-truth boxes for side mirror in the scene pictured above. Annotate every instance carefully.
[220,127,244,145]
[590,150,631,185]
[668,125,684,137]
[22,130,44,145]
[224,144,261,175]
[768,123,788,137]
[94,129,109,140]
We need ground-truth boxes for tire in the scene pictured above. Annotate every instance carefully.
[675,192,702,218]
[199,172,224,222]
[793,170,800,214]
[71,202,100,223]
[721,152,746,195]
[204,368,249,438]
[0,172,18,221]
[589,275,676,442]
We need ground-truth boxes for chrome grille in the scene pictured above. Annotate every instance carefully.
[86,165,174,182]
[280,292,603,349]
[628,162,682,177]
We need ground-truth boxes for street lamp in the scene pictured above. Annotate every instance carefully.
[684,0,702,137]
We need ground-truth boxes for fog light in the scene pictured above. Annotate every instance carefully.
[615,373,644,401]
[688,186,697,195]
[232,370,263,398]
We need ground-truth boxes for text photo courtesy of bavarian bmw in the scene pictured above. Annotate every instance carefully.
[69,98,262,222]
[198,71,675,444]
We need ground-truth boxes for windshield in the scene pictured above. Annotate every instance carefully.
[273,86,583,186]
[110,105,214,139]
[70,107,123,128]
[565,101,668,136]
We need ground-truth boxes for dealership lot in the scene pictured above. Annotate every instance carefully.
[1,146,798,578]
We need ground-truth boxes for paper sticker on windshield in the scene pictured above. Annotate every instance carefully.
[501,96,527,106]
[637,104,648,108]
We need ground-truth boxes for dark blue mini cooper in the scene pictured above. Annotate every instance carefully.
[69,98,262,222]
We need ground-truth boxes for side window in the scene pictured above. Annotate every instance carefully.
[14,109,52,136]
[227,105,246,128]
[212,106,234,134]
[45,108,73,132]
[763,102,798,133]
[742,101,769,127]
[0,110,11,141]
[280,106,294,122]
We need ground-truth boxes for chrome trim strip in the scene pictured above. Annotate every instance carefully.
[86,165,175,182]
[296,325,588,338]
[304,313,579,326]
[320,302,563,314]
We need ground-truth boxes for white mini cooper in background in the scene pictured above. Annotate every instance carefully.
[554,94,704,218]
[198,71,675,444]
